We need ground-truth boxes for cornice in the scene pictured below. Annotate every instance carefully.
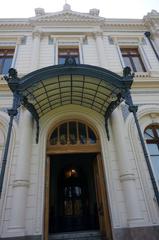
[29,10,105,24]
[132,77,159,89]
[143,10,159,35]
[0,18,31,27]
[0,9,158,35]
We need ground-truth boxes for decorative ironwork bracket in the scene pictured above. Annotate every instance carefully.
[5,68,40,143]
[104,93,123,141]
[64,55,77,65]
[21,96,39,143]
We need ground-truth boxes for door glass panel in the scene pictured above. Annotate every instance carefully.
[78,123,87,144]
[69,122,77,144]
[60,123,67,145]
[63,168,83,217]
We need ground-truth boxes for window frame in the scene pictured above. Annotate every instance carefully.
[58,46,80,65]
[144,124,159,187]
[0,48,15,74]
[120,47,146,72]
[47,120,100,154]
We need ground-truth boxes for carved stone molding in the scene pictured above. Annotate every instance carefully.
[32,28,42,38]
[120,173,136,182]
[12,179,30,188]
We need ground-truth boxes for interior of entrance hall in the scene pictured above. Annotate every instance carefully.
[49,153,99,233]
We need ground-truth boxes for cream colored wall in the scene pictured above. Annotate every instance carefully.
[126,104,159,225]
[82,36,100,66]
[1,101,159,237]
[0,111,17,237]
[103,35,122,73]
[15,35,32,75]
[39,37,55,68]
[0,10,159,238]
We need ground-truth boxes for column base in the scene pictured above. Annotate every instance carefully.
[113,225,159,240]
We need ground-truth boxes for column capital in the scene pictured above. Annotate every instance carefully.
[16,36,24,45]
[93,31,103,38]
[32,28,42,38]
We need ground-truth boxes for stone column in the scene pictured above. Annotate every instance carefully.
[9,108,32,235]
[94,32,108,68]
[111,107,143,224]
[30,30,41,71]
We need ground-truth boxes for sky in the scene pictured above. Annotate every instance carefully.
[0,0,159,19]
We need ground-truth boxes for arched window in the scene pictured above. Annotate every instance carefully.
[144,125,159,184]
[47,121,100,154]
[49,121,97,146]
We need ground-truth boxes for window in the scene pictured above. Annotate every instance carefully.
[58,47,80,64]
[120,48,146,72]
[144,125,159,184]
[0,49,14,74]
[49,121,97,146]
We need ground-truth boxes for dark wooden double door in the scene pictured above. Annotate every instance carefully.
[49,153,99,233]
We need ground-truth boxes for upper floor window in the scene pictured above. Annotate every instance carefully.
[0,48,14,74]
[58,47,80,64]
[144,125,159,184]
[120,48,146,72]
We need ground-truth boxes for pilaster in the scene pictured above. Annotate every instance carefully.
[94,32,108,68]
[30,29,41,71]
[111,107,143,225]
[8,108,32,236]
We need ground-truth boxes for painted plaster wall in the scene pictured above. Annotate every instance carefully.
[39,37,55,68]
[82,36,99,66]
[0,9,159,239]
[15,35,32,75]
[0,96,159,237]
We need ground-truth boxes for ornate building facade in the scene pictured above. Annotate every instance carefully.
[0,4,159,240]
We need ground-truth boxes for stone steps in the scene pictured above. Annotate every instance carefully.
[49,230,106,240]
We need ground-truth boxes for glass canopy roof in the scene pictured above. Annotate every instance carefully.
[17,64,132,118]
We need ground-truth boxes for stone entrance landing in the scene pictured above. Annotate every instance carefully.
[49,230,106,240]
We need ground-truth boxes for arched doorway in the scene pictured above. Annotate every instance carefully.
[44,120,112,240]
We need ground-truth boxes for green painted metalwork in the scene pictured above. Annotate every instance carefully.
[15,64,133,119]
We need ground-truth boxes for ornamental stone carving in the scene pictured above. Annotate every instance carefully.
[89,8,100,16]
[12,179,30,188]
[63,3,71,11]
[35,8,45,16]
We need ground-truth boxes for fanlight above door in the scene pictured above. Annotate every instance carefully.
[47,121,100,154]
